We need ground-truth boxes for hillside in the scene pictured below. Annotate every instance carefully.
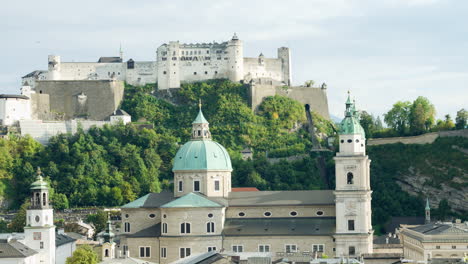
[0,79,465,231]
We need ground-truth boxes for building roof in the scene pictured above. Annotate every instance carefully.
[172,251,226,264]
[112,109,130,116]
[223,217,336,236]
[56,233,77,247]
[127,223,161,238]
[373,234,401,245]
[98,57,122,63]
[121,191,175,209]
[409,223,468,235]
[161,192,223,208]
[172,140,232,171]
[384,216,425,233]
[192,109,209,124]
[0,94,29,100]
[100,257,158,264]
[0,240,37,258]
[228,190,335,206]
[231,187,259,192]
[339,93,365,137]
[22,70,46,78]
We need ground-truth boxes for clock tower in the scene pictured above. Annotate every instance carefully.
[333,93,373,257]
[24,167,56,264]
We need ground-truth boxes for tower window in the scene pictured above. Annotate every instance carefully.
[347,139,352,143]
[43,193,46,206]
[348,220,355,231]
[356,139,359,143]
[163,71,167,74]
[194,180,200,192]
[347,172,354,184]
[198,130,201,136]
[178,180,183,192]
[214,180,220,191]
[349,246,356,255]
[341,140,344,143]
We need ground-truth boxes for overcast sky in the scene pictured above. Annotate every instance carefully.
[1,0,466,120]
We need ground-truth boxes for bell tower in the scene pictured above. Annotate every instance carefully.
[333,93,373,257]
[24,167,56,264]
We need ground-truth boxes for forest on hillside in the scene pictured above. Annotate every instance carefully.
[0,79,466,233]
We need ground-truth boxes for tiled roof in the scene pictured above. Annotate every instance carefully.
[223,217,336,236]
[161,193,223,208]
[56,233,76,247]
[0,240,37,258]
[228,190,335,206]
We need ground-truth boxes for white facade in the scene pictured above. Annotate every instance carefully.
[24,34,291,90]
[0,95,31,126]
[0,255,37,264]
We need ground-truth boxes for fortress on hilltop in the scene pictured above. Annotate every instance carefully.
[22,33,330,120]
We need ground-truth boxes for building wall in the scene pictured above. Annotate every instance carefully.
[56,242,76,264]
[0,98,31,126]
[225,205,335,218]
[275,86,330,119]
[159,207,225,237]
[125,236,160,263]
[0,255,37,264]
[173,171,231,198]
[160,236,223,264]
[35,80,124,121]
[120,208,162,235]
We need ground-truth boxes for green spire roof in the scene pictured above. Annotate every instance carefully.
[102,213,115,243]
[425,198,430,210]
[30,167,49,190]
[161,193,223,208]
[339,93,366,138]
[192,109,209,124]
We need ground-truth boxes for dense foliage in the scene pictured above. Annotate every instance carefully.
[66,245,98,264]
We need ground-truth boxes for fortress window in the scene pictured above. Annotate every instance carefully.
[290,211,297,216]
[214,180,220,191]
[178,180,183,192]
[207,50,210,54]
[347,172,354,184]
[347,139,352,143]
[194,72,197,75]
[194,180,200,192]
[180,222,191,234]
[348,220,355,231]
[349,246,356,255]
[172,57,177,60]
[205,71,208,75]
[163,71,167,75]
[217,57,221,60]
[264,212,272,217]
[162,223,168,234]
[316,211,324,216]
[207,222,215,233]
[238,212,245,217]
[162,57,167,61]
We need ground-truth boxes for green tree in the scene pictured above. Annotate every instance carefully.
[9,200,29,232]
[52,193,69,210]
[66,245,98,264]
[434,199,451,221]
[384,101,411,135]
[455,108,467,129]
[409,96,436,135]
[359,111,376,138]
[86,210,107,236]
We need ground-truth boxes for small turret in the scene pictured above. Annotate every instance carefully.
[338,92,366,156]
[192,100,211,140]
[425,198,431,224]
[30,167,50,210]
[102,213,115,243]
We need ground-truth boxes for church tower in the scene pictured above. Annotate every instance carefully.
[101,213,116,260]
[24,168,56,264]
[425,198,431,224]
[333,93,373,257]
[172,102,232,198]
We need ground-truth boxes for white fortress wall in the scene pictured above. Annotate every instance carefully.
[243,57,283,82]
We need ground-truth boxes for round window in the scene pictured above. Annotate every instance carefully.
[356,139,359,143]
[149,214,156,218]
[316,211,324,216]
[125,214,129,218]
[290,211,298,216]
[208,213,213,218]
[163,214,167,218]
[340,140,344,143]
[35,215,40,222]
[238,212,245,217]
[347,139,353,143]
[264,212,272,217]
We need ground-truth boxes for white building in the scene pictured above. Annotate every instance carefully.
[0,94,31,126]
[23,34,291,90]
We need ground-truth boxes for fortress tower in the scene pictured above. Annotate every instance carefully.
[47,55,61,80]
[226,33,244,83]
[333,93,373,257]
[23,168,56,264]
[278,47,292,86]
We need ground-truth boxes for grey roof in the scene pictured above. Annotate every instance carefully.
[409,223,468,235]
[22,70,46,78]
[223,217,335,236]
[56,233,77,247]
[228,190,335,206]
[373,235,400,245]
[98,57,122,63]
[127,223,161,238]
[384,216,425,233]
[0,240,37,258]
[100,257,158,264]
[0,94,29,100]
[122,191,175,208]
[112,109,130,116]
[172,251,224,264]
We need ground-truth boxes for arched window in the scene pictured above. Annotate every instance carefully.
[105,249,109,257]
[207,222,215,233]
[35,193,40,206]
[43,193,47,206]
[124,222,131,233]
[347,172,354,184]
[162,223,168,234]
[181,222,191,234]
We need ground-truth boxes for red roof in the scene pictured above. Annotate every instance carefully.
[231,187,259,192]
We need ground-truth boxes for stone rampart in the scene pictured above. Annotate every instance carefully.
[367,129,468,146]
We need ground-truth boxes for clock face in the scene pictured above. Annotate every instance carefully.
[35,215,40,223]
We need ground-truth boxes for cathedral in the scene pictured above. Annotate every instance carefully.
[119,94,373,263]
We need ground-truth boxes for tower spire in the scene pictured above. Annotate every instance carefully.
[192,102,211,140]
[425,198,431,224]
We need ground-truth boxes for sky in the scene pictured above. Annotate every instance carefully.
[0,0,466,120]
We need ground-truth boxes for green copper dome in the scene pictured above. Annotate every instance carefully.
[339,93,366,138]
[173,140,232,171]
[30,168,49,190]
